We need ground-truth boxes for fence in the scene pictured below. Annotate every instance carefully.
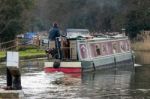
[0,39,17,51]
[0,37,48,51]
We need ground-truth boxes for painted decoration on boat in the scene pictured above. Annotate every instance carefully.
[107,42,113,55]
[89,41,113,58]
[120,40,126,52]
[119,40,131,52]
[95,44,101,56]
[79,44,88,59]
[79,39,131,59]
[101,42,108,55]
[89,43,101,57]
[126,40,130,51]
[112,41,120,53]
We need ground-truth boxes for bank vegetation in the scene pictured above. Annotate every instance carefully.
[132,31,150,51]
[0,0,150,43]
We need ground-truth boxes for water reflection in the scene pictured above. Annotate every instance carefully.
[0,59,150,98]
[132,66,150,89]
[80,69,134,99]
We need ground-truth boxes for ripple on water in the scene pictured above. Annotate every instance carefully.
[22,71,82,98]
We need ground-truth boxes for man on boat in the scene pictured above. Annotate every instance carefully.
[48,23,62,59]
[48,23,60,46]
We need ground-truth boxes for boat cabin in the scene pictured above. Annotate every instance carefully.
[45,29,133,73]
[47,29,92,60]
[46,29,131,61]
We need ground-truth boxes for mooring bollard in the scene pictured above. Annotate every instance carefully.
[5,51,22,90]
[0,52,23,99]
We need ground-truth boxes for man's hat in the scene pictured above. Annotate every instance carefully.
[53,23,58,27]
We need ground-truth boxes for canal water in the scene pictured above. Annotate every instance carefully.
[0,52,150,99]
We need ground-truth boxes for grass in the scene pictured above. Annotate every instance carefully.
[131,32,150,51]
[0,49,45,59]
[132,40,150,51]
[20,49,45,57]
[0,51,6,58]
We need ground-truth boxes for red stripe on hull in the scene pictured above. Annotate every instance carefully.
[44,67,81,73]
[44,67,81,78]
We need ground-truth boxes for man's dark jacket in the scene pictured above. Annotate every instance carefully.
[48,27,60,40]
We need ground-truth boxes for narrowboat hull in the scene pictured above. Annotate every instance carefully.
[44,29,134,73]
[44,62,82,73]
[44,52,134,73]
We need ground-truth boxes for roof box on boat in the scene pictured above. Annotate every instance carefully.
[66,29,90,39]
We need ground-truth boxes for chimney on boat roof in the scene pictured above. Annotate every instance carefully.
[121,28,126,36]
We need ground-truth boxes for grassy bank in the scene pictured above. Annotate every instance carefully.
[0,49,46,62]
[131,32,150,51]
[132,40,150,51]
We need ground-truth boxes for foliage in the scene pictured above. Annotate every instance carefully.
[0,51,6,58]
[33,0,150,39]
[0,0,34,42]
[125,0,150,38]
[0,0,150,40]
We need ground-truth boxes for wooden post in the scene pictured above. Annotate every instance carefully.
[6,51,22,90]
[0,40,1,50]
[15,38,19,51]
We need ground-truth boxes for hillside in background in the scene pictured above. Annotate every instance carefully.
[0,0,150,41]
[32,0,150,39]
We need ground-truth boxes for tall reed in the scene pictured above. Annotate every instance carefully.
[132,31,150,51]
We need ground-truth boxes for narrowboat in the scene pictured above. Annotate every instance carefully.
[44,29,134,73]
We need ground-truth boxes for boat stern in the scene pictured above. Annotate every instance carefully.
[44,61,82,73]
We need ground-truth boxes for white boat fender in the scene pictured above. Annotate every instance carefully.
[53,60,60,68]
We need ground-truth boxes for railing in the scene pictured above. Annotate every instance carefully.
[0,39,17,51]
[46,47,77,60]
[0,38,43,51]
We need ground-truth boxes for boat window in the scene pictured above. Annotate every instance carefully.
[112,42,119,53]
[126,40,130,51]
[95,44,101,56]
[61,37,70,59]
[101,43,108,55]
[79,44,88,59]
[120,41,126,52]
[89,43,101,57]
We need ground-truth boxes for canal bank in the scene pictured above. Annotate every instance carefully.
[0,49,46,62]
[0,54,46,62]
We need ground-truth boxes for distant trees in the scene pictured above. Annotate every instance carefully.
[0,0,34,42]
[33,0,149,39]
[0,0,149,41]
[125,0,150,38]
[34,0,123,32]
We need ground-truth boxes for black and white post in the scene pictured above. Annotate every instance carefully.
[6,51,22,90]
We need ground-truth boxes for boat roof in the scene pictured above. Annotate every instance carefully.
[78,34,128,42]
[66,29,89,33]
[66,29,90,39]
[66,29,128,41]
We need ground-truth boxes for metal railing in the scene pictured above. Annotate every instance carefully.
[46,47,77,60]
